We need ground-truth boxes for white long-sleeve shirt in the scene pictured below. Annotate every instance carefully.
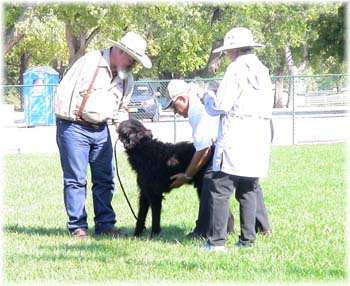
[188,95,218,151]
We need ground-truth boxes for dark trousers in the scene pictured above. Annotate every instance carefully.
[207,171,270,246]
[192,166,212,236]
[192,146,234,237]
[193,167,235,237]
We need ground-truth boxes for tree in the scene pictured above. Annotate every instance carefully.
[47,4,109,67]
[122,3,218,79]
[243,3,342,107]
[3,2,344,87]
[4,5,67,84]
[308,4,345,75]
[4,3,33,54]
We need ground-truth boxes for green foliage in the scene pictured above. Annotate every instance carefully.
[3,2,345,83]
[3,144,347,283]
[4,3,24,28]
[308,4,345,74]
[2,87,21,109]
[5,5,67,84]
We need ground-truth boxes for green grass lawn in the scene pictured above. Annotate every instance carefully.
[3,143,347,284]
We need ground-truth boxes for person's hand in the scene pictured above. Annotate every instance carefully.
[114,108,129,123]
[201,90,215,103]
[169,173,189,189]
[199,89,217,104]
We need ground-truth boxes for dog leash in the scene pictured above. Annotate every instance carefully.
[114,138,138,221]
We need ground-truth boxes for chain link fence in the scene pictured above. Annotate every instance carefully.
[2,74,348,144]
[150,74,348,110]
[2,74,347,111]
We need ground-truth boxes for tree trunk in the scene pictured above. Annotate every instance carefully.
[194,7,224,78]
[19,52,31,85]
[5,4,32,54]
[65,18,100,67]
[65,21,86,66]
[19,51,31,109]
[284,44,309,108]
[274,78,284,108]
[284,46,295,108]
[197,50,225,78]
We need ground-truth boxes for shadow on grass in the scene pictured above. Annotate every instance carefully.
[4,224,68,236]
[132,225,192,243]
[3,224,191,243]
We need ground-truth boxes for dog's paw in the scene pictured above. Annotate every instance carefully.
[150,228,161,238]
[134,226,146,237]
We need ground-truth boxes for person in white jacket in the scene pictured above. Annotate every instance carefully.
[55,32,152,238]
[202,27,273,251]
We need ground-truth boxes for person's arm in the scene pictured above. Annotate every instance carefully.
[170,146,211,189]
[203,64,239,117]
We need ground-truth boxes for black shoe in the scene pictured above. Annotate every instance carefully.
[235,239,254,248]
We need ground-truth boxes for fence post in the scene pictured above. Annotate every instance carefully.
[173,113,177,143]
[292,75,296,145]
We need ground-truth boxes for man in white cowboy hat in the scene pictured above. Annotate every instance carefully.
[55,31,152,238]
[163,79,234,239]
[201,27,273,251]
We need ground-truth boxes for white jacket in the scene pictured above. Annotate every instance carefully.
[55,48,133,124]
[204,53,273,178]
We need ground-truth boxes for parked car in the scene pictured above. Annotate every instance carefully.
[128,82,160,122]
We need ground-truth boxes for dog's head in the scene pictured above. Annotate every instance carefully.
[117,118,153,150]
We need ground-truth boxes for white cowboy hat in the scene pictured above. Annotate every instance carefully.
[108,31,152,69]
[213,27,265,54]
[163,79,202,110]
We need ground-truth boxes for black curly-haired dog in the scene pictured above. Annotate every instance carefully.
[117,118,234,237]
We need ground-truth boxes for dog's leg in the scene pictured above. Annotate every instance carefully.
[150,196,162,238]
[227,210,235,233]
[134,194,149,236]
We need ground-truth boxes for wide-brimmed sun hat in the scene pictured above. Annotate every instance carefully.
[108,31,152,69]
[163,79,202,110]
[213,27,265,54]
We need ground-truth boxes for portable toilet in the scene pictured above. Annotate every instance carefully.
[23,66,59,126]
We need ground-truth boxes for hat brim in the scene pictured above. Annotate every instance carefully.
[162,99,173,110]
[213,43,265,54]
[108,39,152,69]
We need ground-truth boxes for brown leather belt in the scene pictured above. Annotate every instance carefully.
[75,117,104,129]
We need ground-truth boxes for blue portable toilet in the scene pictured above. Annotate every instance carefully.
[23,66,59,126]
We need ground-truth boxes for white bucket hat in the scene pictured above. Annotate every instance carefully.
[163,80,201,110]
[108,31,152,69]
[213,27,265,54]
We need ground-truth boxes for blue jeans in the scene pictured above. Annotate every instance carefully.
[56,118,116,234]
